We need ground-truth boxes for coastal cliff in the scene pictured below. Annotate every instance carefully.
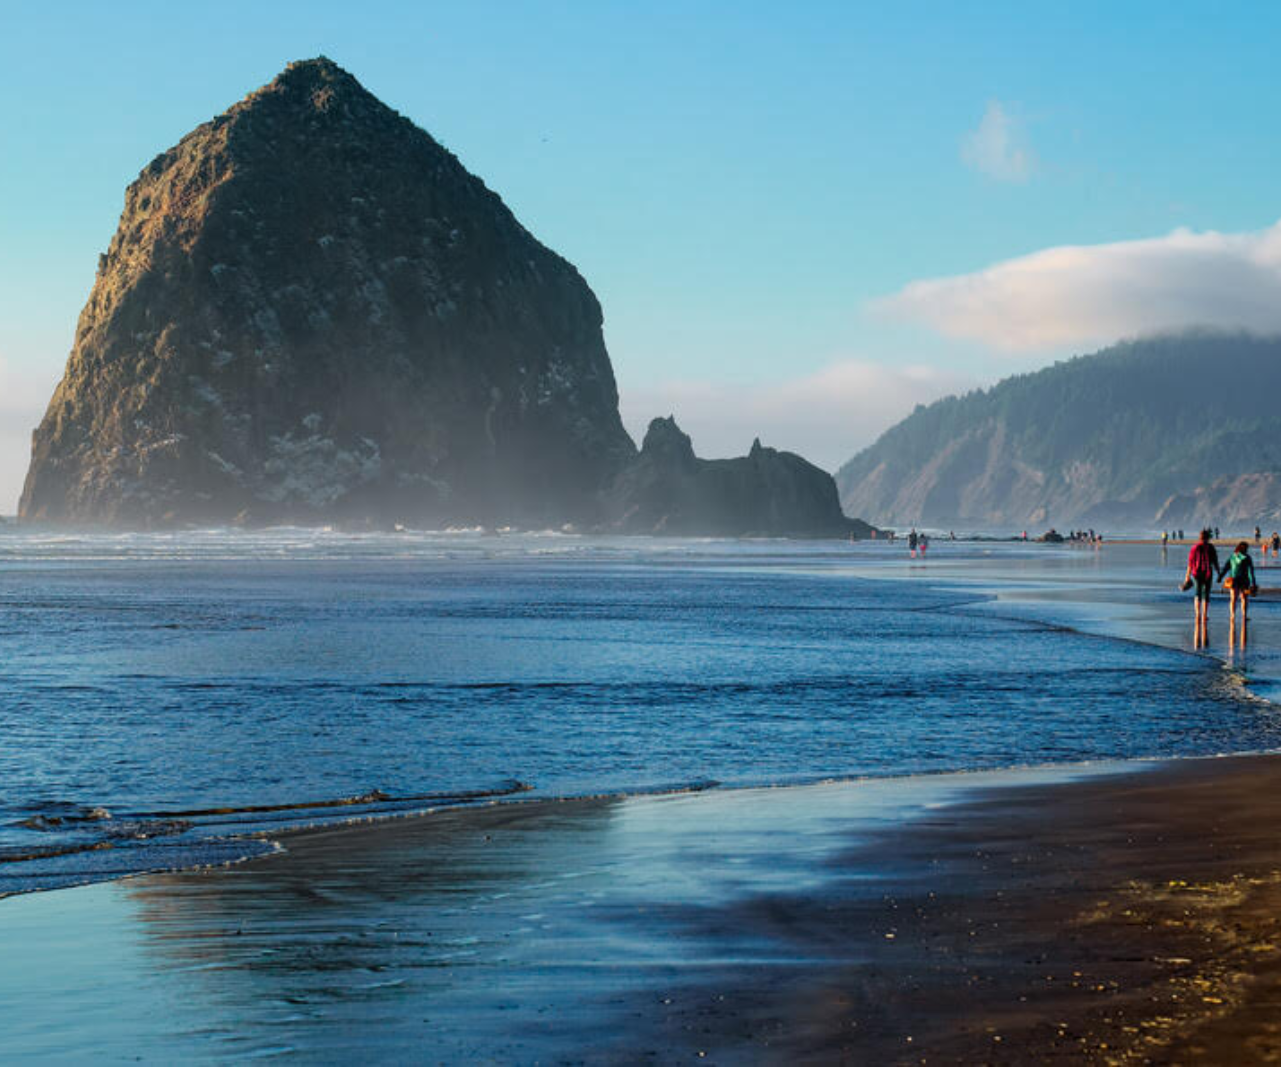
[836,332,1281,529]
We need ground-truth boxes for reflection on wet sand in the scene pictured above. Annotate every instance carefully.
[99,753,1281,1064]
[1230,595,1251,649]
[127,798,631,1059]
[859,543,1278,700]
[106,770,1115,1061]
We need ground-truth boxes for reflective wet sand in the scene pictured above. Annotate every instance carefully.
[0,765,1128,1060]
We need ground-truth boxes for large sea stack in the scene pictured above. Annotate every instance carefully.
[19,58,636,527]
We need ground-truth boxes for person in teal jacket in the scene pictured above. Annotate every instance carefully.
[1224,541,1258,645]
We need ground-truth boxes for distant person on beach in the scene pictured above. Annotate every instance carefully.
[1184,529,1220,648]
[1214,526,1220,540]
[919,533,929,558]
[908,529,918,557]
[1224,541,1258,645]
[1162,531,1169,548]
[1255,525,1263,545]
[1272,531,1280,560]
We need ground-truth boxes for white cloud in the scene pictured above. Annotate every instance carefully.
[960,100,1034,182]
[873,220,1281,353]
[619,361,974,472]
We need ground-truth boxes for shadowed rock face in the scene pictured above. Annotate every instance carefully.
[603,417,875,538]
[20,58,636,527]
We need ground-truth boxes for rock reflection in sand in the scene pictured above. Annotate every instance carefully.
[124,799,625,1058]
[47,770,1109,1061]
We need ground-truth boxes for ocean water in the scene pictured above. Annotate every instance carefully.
[1,529,1278,895]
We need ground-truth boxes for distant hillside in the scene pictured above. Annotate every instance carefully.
[836,333,1281,530]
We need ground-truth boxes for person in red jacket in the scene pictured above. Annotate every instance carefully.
[1184,529,1221,648]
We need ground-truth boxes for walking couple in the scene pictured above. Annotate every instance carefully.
[1184,529,1257,647]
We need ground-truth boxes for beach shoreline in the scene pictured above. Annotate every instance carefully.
[11,751,1281,1060]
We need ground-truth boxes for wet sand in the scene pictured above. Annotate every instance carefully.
[10,756,1281,1060]
[3,766,1122,1060]
[633,754,1281,1064]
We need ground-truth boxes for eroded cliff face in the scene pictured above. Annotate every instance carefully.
[839,420,1146,529]
[20,58,636,527]
[836,334,1281,530]
[1156,474,1281,529]
[602,417,875,538]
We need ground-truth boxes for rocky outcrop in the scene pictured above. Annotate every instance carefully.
[1156,474,1281,529]
[602,417,875,538]
[19,58,635,527]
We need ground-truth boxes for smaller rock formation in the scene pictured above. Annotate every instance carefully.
[601,417,875,538]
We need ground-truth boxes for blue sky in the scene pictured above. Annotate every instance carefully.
[3,1,1281,508]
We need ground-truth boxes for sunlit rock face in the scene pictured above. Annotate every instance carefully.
[19,58,636,527]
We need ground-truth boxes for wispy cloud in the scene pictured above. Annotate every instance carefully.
[619,361,974,472]
[873,221,1281,353]
[960,100,1034,182]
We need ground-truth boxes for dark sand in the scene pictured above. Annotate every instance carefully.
[627,754,1281,1064]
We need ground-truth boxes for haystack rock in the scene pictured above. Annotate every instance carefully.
[19,57,636,527]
